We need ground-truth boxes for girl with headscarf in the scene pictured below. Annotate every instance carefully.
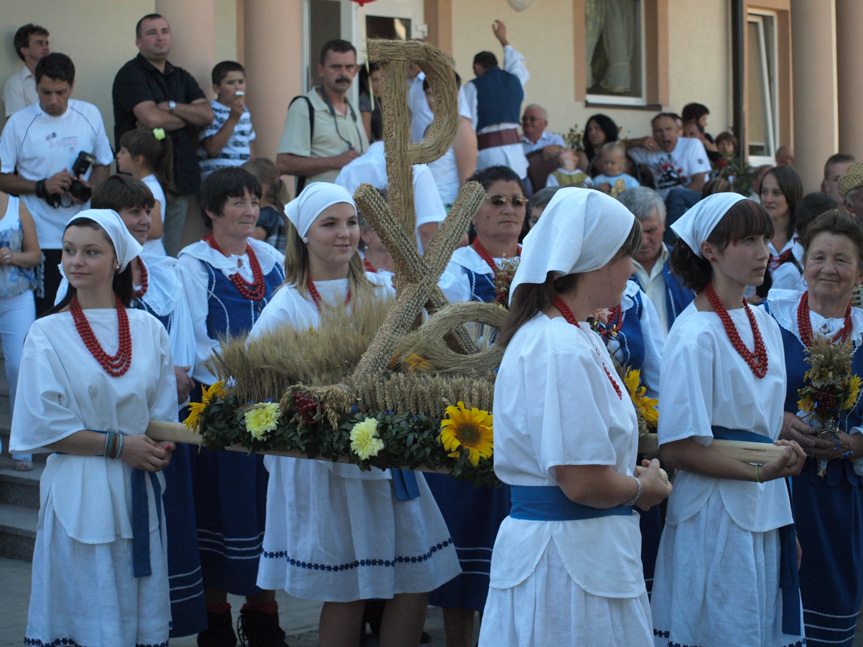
[176,167,287,645]
[478,188,672,646]
[249,182,460,647]
[9,209,178,647]
[650,193,806,647]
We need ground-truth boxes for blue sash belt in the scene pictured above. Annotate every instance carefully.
[510,485,632,521]
[391,469,420,501]
[712,426,801,636]
[131,469,163,578]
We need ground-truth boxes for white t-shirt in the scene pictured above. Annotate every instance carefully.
[408,72,473,144]
[490,313,644,597]
[0,99,114,248]
[141,174,167,257]
[335,141,446,254]
[628,137,710,199]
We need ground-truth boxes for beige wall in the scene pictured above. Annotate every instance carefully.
[0,0,156,138]
[450,0,730,145]
[0,0,239,143]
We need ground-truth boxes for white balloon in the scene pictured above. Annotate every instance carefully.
[507,0,533,10]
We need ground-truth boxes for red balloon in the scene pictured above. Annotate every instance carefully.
[349,0,376,5]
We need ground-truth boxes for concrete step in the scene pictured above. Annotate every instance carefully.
[0,455,41,509]
[0,502,36,561]
[0,427,46,464]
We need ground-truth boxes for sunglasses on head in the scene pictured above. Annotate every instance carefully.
[487,195,528,207]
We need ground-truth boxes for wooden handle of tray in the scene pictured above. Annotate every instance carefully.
[637,433,797,466]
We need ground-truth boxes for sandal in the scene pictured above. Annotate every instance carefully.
[13,458,33,471]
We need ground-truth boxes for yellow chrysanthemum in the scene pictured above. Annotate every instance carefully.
[845,374,862,409]
[623,369,659,427]
[438,401,493,467]
[244,402,281,440]
[350,418,385,460]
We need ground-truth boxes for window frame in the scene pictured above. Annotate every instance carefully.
[747,9,780,166]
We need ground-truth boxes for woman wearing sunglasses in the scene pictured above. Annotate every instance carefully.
[440,165,526,304]
[432,165,526,645]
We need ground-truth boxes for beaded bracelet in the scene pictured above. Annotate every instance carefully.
[101,432,124,459]
[625,475,642,507]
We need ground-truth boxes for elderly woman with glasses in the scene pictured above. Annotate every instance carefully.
[432,165,527,645]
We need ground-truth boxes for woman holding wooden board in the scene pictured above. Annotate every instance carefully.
[650,193,806,647]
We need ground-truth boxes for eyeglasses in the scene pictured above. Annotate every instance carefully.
[487,195,528,208]
[521,115,545,123]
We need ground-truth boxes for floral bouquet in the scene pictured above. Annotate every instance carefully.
[622,367,658,438]
[716,153,754,196]
[493,258,519,307]
[797,337,862,477]
[564,124,583,152]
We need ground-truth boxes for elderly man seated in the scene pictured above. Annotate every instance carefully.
[521,104,565,157]
[617,186,693,333]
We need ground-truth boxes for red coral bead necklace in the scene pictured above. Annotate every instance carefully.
[306,275,351,312]
[797,290,852,347]
[472,238,521,272]
[71,293,133,377]
[204,233,266,301]
[134,257,148,299]
[703,283,768,378]
[552,294,622,399]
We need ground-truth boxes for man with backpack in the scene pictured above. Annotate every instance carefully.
[277,39,368,190]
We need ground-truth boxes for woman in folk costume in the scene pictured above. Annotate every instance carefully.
[650,193,807,647]
[9,209,178,647]
[479,188,672,647]
[175,167,288,646]
[765,210,863,647]
[432,164,526,645]
[249,182,460,647]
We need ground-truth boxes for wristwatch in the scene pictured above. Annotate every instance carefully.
[168,100,177,113]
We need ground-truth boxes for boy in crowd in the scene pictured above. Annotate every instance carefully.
[198,61,256,179]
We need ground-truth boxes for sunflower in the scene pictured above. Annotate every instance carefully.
[438,401,493,466]
[623,369,659,427]
[182,381,228,432]
[845,374,862,410]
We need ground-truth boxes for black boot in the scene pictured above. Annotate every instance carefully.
[237,604,290,647]
[198,605,237,647]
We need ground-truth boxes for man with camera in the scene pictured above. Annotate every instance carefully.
[0,52,112,314]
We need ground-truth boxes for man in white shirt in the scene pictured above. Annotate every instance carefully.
[0,53,113,314]
[2,24,50,118]
[627,112,711,229]
[463,20,530,178]
[520,104,565,156]
[618,187,693,333]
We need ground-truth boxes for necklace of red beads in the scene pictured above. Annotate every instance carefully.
[797,290,852,347]
[71,294,132,377]
[134,257,148,299]
[204,233,266,301]
[552,295,622,399]
[598,304,624,338]
[306,276,351,312]
[704,283,768,378]
[472,238,521,272]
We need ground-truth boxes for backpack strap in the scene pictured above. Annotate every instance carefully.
[288,95,314,194]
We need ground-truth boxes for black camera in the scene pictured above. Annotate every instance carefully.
[41,151,97,207]
[68,151,97,203]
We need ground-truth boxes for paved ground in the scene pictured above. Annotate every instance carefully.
[0,555,452,646]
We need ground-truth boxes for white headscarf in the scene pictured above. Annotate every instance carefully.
[285,182,356,238]
[670,192,748,257]
[509,188,635,303]
[66,209,143,271]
